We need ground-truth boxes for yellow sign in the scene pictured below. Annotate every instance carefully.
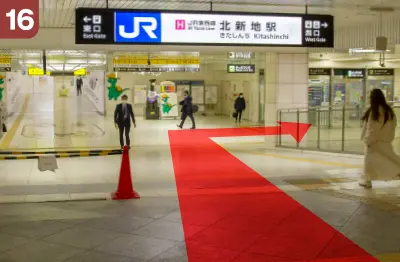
[113,56,148,65]
[74,68,86,76]
[113,55,200,65]
[0,55,11,65]
[151,58,200,65]
[28,67,50,76]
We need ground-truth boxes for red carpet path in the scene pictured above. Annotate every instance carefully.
[168,124,378,262]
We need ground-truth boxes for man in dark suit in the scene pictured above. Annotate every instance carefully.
[177,90,195,129]
[234,92,246,123]
[114,95,136,148]
[76,77,83,96]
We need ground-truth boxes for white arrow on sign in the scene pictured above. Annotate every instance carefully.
[321,22,328,28]
[83,16,92,23]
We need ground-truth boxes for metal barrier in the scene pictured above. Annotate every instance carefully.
[277,105,400,155]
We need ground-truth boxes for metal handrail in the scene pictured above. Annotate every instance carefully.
[276,105,400,154]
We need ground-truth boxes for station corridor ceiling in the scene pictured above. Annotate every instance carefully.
[40,0,400,28]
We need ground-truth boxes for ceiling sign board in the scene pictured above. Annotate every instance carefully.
[75,8,334,47]
[113,67,200,73]
[227,64,255,73]
[309,68,331,76]
[228,52,255,59]
[74,68,87,76]
[334,69,364,78]
[368,69,394,76]
[28,67,51,76]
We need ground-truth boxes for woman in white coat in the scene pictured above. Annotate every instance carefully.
[360,88,400,188]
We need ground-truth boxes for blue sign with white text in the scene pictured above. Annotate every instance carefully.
[114,12,162,43]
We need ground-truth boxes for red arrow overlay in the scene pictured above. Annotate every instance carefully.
[169,123,377,262]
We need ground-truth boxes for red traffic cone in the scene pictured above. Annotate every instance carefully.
[112,146,140,200]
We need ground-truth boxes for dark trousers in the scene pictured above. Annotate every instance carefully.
[179,113,195,128]
[235,110,243,122]
[77,86,82,96]
[118,121,131,147]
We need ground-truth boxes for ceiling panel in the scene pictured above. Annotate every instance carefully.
[38,0,400,29]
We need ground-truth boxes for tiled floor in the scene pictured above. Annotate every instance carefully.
[1,93,400,261]
[0,142,400,261]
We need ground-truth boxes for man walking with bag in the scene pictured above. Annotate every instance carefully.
[234,93,246,124]
[114,95,136,149]
[177,90,196,129]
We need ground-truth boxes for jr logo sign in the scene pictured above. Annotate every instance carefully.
[114,12,161,43]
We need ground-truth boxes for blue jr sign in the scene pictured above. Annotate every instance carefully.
[114,12,161,43]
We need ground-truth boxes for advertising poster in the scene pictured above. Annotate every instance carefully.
[134,85,147,105]
[5,72,22,113]
[160,92,179,118]
[84,71,105,114]
[333,84,345,103]
[191,81,205,104]
[205,86,218,104]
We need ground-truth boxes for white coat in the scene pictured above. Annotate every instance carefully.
[361,108,400,181]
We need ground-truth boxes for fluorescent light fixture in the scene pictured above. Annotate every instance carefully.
[87,60,106,64]
[67,59,88,64]
[349,48,391,53]
[331,57,363,61]
[22,59,41,64]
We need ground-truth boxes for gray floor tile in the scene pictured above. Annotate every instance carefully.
[133,220,184,241]
[0,240,84,262]
[0,220,72,239]
[0,233,31,253]
[148,243,188,262]
[42,225,123,249]
[161,210,182,223]
[95,234,178,260]
[112,205,178,219]
[78,216,154,233]
[65,250,144,262]
[310,209,353,228]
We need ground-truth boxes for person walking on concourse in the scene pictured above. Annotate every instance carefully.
[177,90,196,129]
[360,88,400,188]
[76,76,83,96]
[234,93,246,124]
[114,95,136,149]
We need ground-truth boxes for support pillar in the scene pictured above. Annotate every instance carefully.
[264,52,309,143]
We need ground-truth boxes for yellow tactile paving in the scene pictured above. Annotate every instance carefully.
[0,94,30,149]
[376,253,400,262]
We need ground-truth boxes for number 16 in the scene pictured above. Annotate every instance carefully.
[6,9,35,31]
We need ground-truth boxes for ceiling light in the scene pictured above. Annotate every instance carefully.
[349,48,391,54]
[331,57,363,61]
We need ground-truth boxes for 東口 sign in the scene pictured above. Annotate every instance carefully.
[227,64,255,73]
[75,8,334,47]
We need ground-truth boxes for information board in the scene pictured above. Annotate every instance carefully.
[76,8,334,47]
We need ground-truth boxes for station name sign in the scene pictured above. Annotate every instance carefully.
[75,8,334,47]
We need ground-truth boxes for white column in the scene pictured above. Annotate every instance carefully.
[264,53,309,142]
[54,79,75,135]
